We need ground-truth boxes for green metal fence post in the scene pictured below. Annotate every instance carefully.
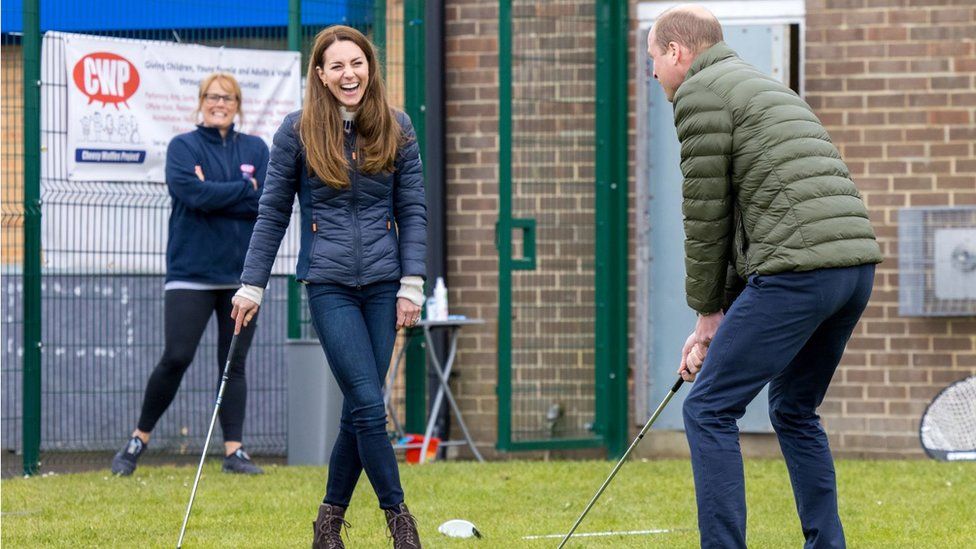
[609,0,630,461]
[373,0,387,76]
[287,276,302,339]
[22,0,42,476]
[495,0,512,451]
[595,0,629,459]
[288,0,301,51]
[403,0,427,434]
[285,0,303,341]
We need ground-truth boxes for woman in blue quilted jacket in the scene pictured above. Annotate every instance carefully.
[231,26,427,549]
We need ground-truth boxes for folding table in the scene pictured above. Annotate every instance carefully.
[385,318,486,463]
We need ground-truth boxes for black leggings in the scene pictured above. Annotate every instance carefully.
[137,289,257,442]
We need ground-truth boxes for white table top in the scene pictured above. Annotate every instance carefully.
[415,318,485,327]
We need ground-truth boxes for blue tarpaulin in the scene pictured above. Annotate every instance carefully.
[2,0,371,33]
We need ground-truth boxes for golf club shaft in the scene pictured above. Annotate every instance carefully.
[557,378,684,549]
[177,334,240,549]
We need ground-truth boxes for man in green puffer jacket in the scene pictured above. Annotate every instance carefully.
[647,5,882,549]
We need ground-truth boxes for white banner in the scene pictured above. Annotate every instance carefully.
[42,32,302,275]
[62,32,301,182]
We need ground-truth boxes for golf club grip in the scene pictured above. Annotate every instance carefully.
[224,333,240,371]
[670,378,684,393]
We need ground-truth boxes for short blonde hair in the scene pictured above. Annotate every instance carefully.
[653,8,723,55]
[193,72,244,124]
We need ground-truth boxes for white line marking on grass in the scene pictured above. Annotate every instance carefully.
[522,528,672,540]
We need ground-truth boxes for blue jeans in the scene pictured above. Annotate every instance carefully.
[306,281,404,510]
[683,264,875,549]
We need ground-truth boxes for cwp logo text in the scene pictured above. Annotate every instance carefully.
[72,52,140,108]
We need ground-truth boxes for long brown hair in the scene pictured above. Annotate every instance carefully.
[300,25,401,189]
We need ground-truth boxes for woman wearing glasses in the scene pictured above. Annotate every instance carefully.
[231,25,427,548]
[111,73,269,476]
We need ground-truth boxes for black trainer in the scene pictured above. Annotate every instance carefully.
[222,448,264,475]
[111,436,146,476]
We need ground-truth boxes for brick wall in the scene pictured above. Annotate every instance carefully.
[444,0,974,460]
[806,0,976,457]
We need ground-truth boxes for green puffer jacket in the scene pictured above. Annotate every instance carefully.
[673,42,883,314]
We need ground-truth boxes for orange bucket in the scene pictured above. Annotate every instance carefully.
[401,434,440,464]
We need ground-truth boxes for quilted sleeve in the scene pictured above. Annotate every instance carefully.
[674,84,734,315]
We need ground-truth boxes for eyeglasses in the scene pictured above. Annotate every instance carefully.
[203,93,238,105]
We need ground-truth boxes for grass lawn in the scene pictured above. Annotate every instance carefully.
[2,459,974,547]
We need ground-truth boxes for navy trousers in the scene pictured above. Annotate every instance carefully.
[306,281,404,510]
[683,264,875,549]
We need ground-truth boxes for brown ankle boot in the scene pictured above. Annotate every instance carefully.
[384,503,422,548]
[312,503,349,549]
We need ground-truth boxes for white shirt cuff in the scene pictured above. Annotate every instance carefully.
[235,284,265,307]
[396,276,425,307]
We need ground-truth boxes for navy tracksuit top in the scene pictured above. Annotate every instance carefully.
[164,124,270,285]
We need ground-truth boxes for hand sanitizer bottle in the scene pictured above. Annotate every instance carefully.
[433,277,448,321]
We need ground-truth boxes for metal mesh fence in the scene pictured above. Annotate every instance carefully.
[2,0,409,462]
[2,26,26,457]
[509,1,597,443]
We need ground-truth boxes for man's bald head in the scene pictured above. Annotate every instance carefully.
[651,5,723,56]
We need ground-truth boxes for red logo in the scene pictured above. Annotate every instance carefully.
[72,52,140,109]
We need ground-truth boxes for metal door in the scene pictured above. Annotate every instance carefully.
[639,24,795,432]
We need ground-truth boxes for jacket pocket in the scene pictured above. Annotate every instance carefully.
[733,206,749,275]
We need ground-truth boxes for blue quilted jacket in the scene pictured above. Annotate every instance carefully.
[240,110,427,288]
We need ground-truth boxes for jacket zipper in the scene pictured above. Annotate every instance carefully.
[351,143,363,289]
[309,215,319,262]
[222,133,231,180]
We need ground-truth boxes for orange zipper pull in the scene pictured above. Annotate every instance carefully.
[352,151,357,161]
[387,220,391,230]
[312,222,318,232]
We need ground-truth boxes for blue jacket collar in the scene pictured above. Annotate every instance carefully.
[196,123,235,143]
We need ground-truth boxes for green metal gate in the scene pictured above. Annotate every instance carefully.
[497,0,628,457]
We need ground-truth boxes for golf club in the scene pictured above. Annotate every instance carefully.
[176,333,241,548]
[557,377,684,549]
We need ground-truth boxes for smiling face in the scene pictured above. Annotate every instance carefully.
[317,39,369,110]
[200,78,239,131]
